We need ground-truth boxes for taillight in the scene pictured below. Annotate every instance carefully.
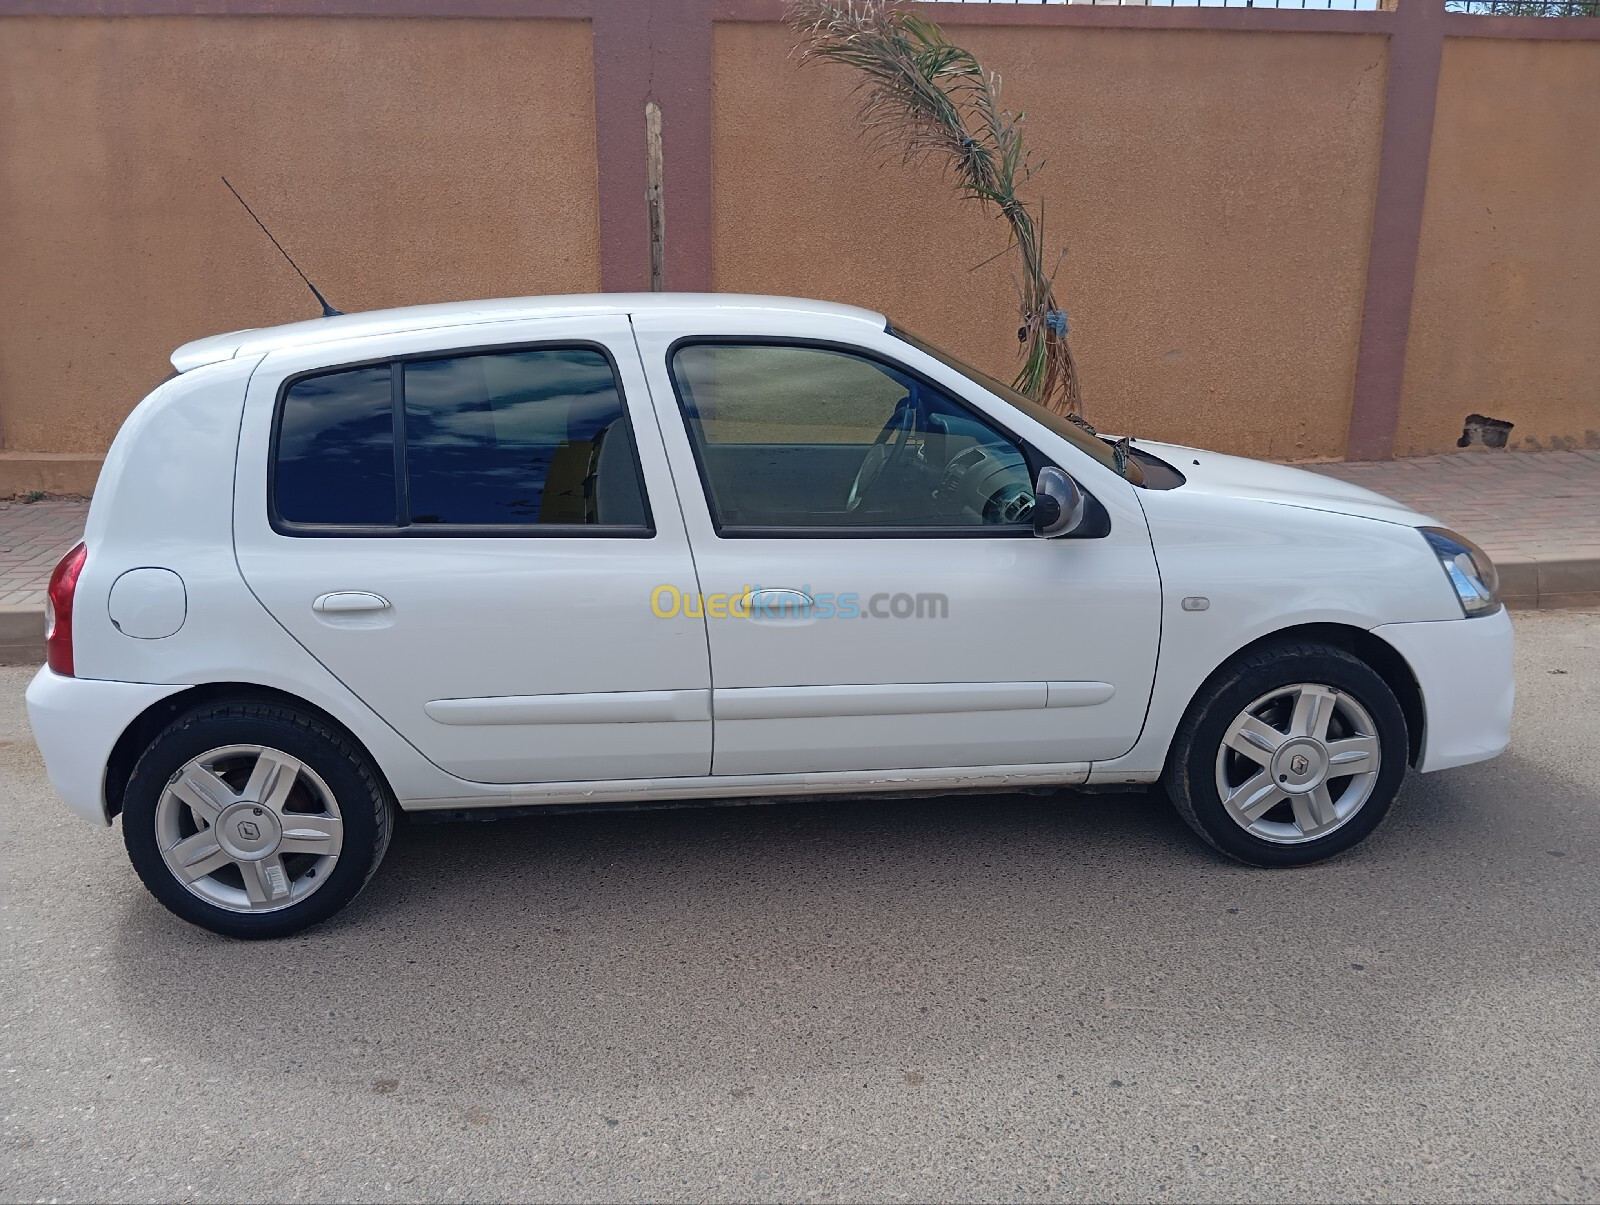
[45,542,87,677]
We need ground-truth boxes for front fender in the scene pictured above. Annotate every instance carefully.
[1088,493,1461,779]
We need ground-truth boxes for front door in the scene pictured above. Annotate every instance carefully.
[631,323,1162,776]
[233,317,711,785]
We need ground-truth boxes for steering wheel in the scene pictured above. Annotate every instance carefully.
[846,395,918,513]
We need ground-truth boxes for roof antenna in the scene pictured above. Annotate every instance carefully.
[221,176,342,318]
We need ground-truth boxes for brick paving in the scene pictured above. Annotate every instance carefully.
[0,498,90,610]
[0,447,1594,616]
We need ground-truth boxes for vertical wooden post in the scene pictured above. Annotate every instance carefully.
[645,100,665,293]
[592,0,713,294]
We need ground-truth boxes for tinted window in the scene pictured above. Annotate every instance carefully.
[272,347,648,532]
[670,343,1035,532]
[275,365,397,526]
[403,349,646,527]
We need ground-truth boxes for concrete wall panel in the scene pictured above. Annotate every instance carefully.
[711,21,1388,461]
[1397,36,1600,456]
[0,16,599,455]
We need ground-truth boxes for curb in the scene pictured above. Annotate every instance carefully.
[1491,554,1600,612]
[0,558,1594,669]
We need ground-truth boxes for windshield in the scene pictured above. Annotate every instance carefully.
[889,324,1141,484]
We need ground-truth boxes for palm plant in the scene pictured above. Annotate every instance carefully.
[788,0,1085,420]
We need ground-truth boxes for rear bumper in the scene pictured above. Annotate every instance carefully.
[1373,607,1514,773]
[24,668,185,825]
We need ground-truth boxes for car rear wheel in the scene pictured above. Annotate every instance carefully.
[1165,641,1409,866]
[122,700,394,939]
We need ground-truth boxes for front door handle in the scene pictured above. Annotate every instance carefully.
[313,591,392,614]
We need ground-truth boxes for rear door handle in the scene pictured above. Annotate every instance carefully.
[744,588,814,618]
[313,591,391,614]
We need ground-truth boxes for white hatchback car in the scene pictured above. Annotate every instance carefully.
[27,294,1513,938]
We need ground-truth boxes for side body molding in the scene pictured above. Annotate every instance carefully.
[425,689,712,727]
[713,681,1114,720]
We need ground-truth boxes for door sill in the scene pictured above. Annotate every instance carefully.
[400,761,1093,814]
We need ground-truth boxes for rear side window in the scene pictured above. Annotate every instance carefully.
[272,346,650,534]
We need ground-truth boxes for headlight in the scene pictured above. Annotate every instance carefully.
[1421,527,1501,616]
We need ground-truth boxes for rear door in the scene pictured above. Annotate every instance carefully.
[233,317,711,785]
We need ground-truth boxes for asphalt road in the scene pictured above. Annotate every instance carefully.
[4,610,1599,1204]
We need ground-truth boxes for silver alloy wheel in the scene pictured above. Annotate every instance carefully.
[155,744,344,913]
[1214,683,1382,845]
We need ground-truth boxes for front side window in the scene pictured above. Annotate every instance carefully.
[669,342,1036,533]
[273,347,649,533]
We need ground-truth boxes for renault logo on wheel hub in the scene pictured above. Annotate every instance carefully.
[212,800,284,862]
[1289,753,1309,776]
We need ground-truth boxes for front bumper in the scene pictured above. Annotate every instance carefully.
[1373,607,1514,773]
[25,668,186,825]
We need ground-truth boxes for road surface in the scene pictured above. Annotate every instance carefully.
[4,610,1598,1203]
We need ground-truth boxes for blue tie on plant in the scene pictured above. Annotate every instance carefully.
[788,0,1087,421]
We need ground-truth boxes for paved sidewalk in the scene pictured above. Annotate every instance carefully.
[0,497,88,662]
[0,448,1593,661]
[0,497,90,610]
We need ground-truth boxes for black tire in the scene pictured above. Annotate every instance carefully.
[1164,640,1409,867]
[122,699,394,939]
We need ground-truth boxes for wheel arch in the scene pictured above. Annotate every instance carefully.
[1178,623,1425,769]
[103,682,395,820]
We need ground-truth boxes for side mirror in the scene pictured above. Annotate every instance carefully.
[1033,466,1086,538]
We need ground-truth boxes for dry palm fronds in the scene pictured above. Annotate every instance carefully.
[788,0,1084,418]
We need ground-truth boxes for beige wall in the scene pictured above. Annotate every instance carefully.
[2,12,1595,475]
[0,16,600,457]
[712,22,1388,462]
[1397,36,1600,457]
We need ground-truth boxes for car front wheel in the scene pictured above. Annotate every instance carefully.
[1165,641,1410,866]
[122,699,394,939]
